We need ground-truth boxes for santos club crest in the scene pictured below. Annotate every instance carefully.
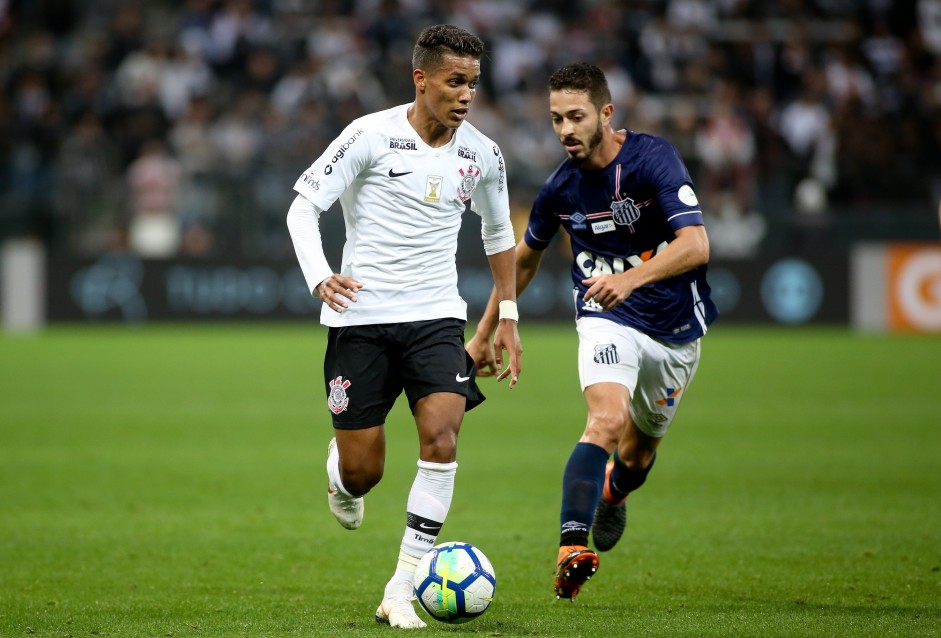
[611,197,641,227]
[328,376,351,415]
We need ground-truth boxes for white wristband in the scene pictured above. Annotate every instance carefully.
[498,300,519,322]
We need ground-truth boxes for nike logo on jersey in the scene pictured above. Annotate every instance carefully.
[455,373,471,382]
[388,169,412,177]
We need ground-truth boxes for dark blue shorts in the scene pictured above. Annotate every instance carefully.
[323,318,485,429]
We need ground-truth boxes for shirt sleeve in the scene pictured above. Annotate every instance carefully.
[293,122,372,212]
[649,140,704,232]
[523,183,560,251]
[286,194,331,296]
[472,142,515,255]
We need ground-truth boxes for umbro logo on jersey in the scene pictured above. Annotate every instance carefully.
[388,169,412,178]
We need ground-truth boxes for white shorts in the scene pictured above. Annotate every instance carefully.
[576,317,701,438]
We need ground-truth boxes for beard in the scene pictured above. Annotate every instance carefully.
[567,122,604,164]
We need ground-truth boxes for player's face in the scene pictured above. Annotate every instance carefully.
[549,89,605,163]
[416,54,480,129]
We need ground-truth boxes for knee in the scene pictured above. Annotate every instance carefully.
[583,411,626,449]
[419,428,459,464]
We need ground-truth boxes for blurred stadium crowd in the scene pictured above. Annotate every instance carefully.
[1,0,939,260]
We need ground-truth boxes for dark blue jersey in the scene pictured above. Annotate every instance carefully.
[524,131,718,342]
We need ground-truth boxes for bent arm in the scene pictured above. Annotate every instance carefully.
[623,224,709,288]
[286,194,332,294]
[287,194,362,311]
[583,224,710,311]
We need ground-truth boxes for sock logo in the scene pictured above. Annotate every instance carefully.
[562,520,588,534]
[407,513,442,536]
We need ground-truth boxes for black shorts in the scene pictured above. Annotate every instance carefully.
[323,318,486,429]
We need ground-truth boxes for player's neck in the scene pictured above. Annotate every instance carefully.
[582,128,626,171]
[406,105,456,148]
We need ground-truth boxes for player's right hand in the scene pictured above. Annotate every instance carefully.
[318,273,363,313]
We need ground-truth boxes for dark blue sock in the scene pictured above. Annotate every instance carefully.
[609,450,656,501]
[559,442,609,547]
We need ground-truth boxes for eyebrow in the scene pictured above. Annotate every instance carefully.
[448,71,480,81]
[550,108,587,117]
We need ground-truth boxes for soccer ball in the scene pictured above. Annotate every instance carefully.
[412,541,496,624]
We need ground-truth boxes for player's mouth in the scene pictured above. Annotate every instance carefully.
[452,108,468,121]
[563,137,582,152]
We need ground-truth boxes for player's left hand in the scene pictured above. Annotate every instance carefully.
[492,319,522,389]
[582,273,635,312]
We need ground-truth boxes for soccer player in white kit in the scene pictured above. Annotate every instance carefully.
[287,25,521,628]
[468,63,718,601]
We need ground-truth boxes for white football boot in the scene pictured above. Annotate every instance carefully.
[326,438,364,530]
[375,579,426,629]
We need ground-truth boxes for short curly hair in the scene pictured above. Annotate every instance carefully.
[412,24,484,72]
[548,62,612,111]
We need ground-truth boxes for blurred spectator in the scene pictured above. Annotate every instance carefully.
[126,139,182,257]
[777,70,836,188]
[53,112,122,254]
[694,81,756,218]
[695,82,766,258]
[169,95,219,256]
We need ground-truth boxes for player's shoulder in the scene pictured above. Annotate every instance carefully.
[457,121,502,156]
[623,129,688,177]
[540,159,577,195]
[625,130,679,157]
[621,131,679,162]
[344,104,409,139]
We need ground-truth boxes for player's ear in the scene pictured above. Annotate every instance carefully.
[413,68,426,91]
[601,103,614,124]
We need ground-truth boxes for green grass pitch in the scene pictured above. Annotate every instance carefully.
[1,324,939,637]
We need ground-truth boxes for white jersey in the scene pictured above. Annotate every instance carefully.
[292,103,512,327]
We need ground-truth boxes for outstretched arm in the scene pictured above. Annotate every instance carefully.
[482,246,522,388]
[286,194,362,312]
[467,239,545,383]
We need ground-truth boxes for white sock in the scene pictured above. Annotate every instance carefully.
[327,445,354,497]
[389,459,458,586]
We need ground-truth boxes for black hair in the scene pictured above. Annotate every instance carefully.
[412,24,484,72]
[548,62,612,110]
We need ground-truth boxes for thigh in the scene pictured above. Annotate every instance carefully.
[576,316,642,393]
[630,336,701,438]
[324,325,400,429]
[400,318,485,413]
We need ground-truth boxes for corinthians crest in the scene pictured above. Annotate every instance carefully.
[457,164,481,202]
[328,376,351,415]
[611,197,641,227]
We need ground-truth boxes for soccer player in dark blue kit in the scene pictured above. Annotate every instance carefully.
[468,62,718,600]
